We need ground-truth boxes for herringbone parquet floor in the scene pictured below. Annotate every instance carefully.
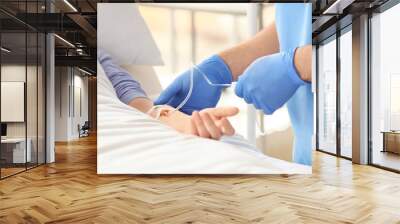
[1,135,400,224]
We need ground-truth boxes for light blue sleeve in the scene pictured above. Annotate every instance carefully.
[275,3,313,165]
[98,50,148,104]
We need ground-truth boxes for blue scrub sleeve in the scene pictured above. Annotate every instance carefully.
[98,49,148,104]
[275,3,313,165]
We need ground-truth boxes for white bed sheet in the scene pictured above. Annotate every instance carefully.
[97,62,311,174]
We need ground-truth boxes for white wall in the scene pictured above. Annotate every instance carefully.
[71,74,89,138]
[1,64,46,164]
[1,65,34,138]
[55,67,89,141]
[55,67,69,141]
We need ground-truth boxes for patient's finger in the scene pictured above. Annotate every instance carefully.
[209,106,239,118]
[192,111,210,138]
[219,117,235,136]
[200,111,222,140]
[190,114,199,136]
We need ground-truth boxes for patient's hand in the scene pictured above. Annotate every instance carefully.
[191,107,239,139]
[127,97,238,140]
[152,106,239,140]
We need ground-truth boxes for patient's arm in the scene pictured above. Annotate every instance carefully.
[98,49,149,105]
[127,97,238,139]
[153,105,238,139]
[127,97,153,114]
[98,49,238,139]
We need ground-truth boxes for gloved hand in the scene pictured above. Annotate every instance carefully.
[235,48,306,115]
[154,55,232,115]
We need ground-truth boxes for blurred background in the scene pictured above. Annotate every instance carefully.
[138,3,294,162]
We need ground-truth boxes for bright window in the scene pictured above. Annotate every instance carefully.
[339,29,352,158]
[317,37,337,154]
[370,2,400,171]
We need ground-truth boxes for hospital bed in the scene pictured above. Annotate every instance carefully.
[97,61,310,174]
[96,3,311,174]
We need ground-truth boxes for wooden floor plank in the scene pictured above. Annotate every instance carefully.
[0,135,400,223]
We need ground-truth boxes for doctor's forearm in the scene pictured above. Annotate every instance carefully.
[218,22,279,81]
[294,45,312,82]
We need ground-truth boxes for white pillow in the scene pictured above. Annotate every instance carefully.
[97,3,163,66]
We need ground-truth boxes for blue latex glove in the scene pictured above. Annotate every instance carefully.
[154,55,232,115]
[235,48,306,115]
